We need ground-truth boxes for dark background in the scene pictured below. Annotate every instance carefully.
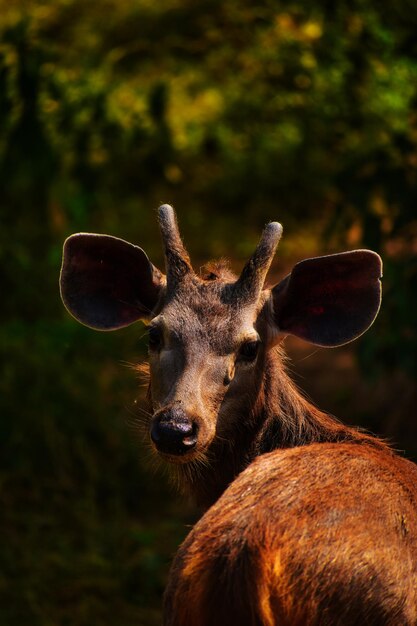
[1,1,416,624]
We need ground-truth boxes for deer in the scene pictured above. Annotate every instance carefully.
[60,204,417,625]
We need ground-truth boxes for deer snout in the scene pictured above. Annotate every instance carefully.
[150,407,199,457]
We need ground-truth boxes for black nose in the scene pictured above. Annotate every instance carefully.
[150,407,198,456]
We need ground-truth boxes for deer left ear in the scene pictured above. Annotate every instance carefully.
[269,250,382,347]
[60,233,165,330]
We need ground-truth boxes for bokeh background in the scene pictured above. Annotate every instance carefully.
[1,1,416,624]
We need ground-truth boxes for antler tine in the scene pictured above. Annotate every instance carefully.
[158,204,193,290]
[234,221,283,301]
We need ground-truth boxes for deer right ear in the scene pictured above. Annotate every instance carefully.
[268,250,382,347]
[60,234,165,330]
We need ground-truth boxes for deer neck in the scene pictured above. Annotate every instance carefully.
[167,346,385,509]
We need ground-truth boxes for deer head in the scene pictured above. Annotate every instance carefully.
[60,205,382,469]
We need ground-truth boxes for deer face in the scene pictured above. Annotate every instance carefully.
[60,205,382,464]
[146,278,269,461]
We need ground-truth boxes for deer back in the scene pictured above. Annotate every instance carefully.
[164,443,417,626]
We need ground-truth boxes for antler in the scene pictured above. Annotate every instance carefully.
[158,205,281,301]
[233,221,283,302]
[158,204,194,292]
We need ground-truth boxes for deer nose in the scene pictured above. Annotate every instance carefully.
[150,407,198,456]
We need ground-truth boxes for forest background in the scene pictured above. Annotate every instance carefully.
[1,1,416,624]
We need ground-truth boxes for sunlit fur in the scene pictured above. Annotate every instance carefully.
[165,442,417,626]
[199,259,237,282]
[60,209,416,625]
[152,262,417,626]
[138,262,388,508]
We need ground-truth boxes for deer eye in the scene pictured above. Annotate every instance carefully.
[148,326,162,351]
[238,340,260,362]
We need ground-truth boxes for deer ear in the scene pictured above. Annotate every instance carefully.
[60,233,165,330]
[270,250,382,347]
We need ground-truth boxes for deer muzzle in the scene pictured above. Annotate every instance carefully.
[150,406,199,457]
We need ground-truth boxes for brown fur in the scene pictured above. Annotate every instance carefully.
[200,260,236,282]
[60,212,417,626]
[165,444,417,625]
[147,339,388,508]
[155,265,417,625]
[60,216,416,625]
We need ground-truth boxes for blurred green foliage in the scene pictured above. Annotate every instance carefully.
[1,1,416,624]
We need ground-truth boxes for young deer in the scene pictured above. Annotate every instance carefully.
[60,205,417,625]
